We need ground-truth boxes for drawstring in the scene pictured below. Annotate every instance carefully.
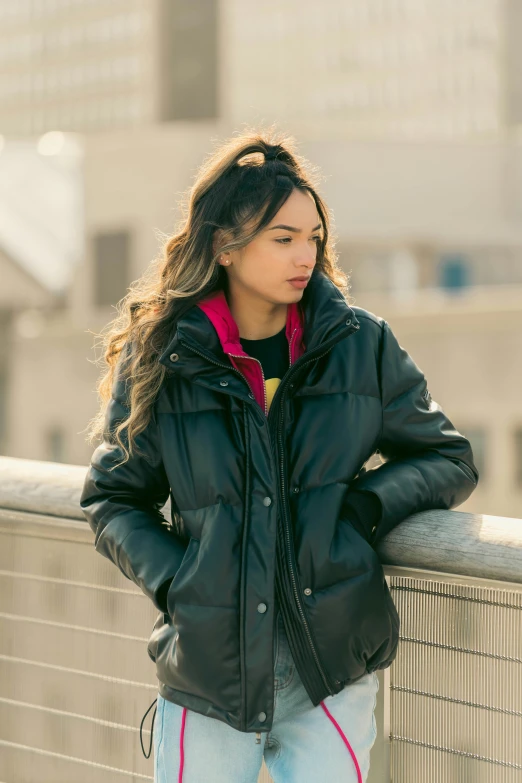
[140,697,157,759]
[140,696,187,782]
[320,700,363,783]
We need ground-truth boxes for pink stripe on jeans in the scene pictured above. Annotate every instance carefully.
[179,707,187,782]
[320,700,363,783]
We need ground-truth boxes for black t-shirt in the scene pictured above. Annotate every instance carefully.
[239,325,289,412]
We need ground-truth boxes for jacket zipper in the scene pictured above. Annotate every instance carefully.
[268,321,360,694]
[180,331,295,420]
[227,352,268,416]
[179,337,258,731]
[180,318,359,704]
[229,323,298,417]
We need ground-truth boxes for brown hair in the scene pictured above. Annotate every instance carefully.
[83,124,351,467]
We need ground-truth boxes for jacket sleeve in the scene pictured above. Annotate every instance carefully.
[347,319,479,546]
[79,350,188,613]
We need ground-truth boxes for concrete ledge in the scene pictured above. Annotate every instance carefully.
[0,456,88,519]
[377,509,522,585]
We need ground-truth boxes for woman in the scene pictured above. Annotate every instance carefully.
[80,130,479,783]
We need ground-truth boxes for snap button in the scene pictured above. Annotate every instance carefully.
[248,392,255,399]
[263,497,272,507]
[304,587,312,596]
[257,602,267,613]
[345,318,351,326]
[169,353,179,362]
[371,526,377,534]
[293,486,300,493]
[220,380,229,386]
[258,712,267,722]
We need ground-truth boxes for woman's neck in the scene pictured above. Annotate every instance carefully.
[225,284,288,340]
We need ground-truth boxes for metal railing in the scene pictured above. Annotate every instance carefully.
[0,456,520,782]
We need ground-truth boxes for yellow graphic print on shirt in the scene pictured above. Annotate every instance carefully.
[265,377,281,412]
[239,325,289,414]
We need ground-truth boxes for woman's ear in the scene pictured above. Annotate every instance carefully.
[213,235,232,266]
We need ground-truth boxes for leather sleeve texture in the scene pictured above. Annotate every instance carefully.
[348,320,479,545]
[79,344,188,612]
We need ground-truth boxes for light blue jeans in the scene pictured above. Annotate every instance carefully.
[154,608,379,782]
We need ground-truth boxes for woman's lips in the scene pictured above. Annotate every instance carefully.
[287,278,309,289]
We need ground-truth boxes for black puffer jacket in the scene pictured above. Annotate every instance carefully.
[79,269,478,734]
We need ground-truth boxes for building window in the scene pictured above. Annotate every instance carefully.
[93,229,130,307]
[438,253,471,291]
[465,427,486,482]
[515,427,522,487]
[505,0,522,126]
[158,0,219,121]
[46,425,65,464]
[388,248,419,297]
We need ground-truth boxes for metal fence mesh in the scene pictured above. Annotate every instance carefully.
[389,576,522,782]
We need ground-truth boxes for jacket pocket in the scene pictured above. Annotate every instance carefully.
[338,514,376,555]
[147,611,171,663]
[166,536,200,618]
[338,513,371,545]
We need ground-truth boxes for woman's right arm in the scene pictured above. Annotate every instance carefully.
[79,351,187,614]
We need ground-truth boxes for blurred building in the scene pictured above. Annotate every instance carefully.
[4,0,522,141]
[312,137,522,298]
[0,0,219,137]
[3,0,522,141]
[228,0,505,139]
[229,0,522,140]
[0,126,520,522]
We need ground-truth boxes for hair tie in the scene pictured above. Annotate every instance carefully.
[265,147,280,162]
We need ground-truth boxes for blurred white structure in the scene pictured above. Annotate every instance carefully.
[0,132,83,300]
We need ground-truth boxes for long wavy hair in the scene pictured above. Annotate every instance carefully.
[84,125,352,467]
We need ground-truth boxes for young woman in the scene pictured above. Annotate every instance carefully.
[80,131,479,783]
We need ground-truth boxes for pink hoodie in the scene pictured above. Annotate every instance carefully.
[197,288,306,414]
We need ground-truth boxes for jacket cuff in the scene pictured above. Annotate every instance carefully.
[341,489,383,544]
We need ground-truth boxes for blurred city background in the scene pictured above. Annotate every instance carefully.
[2,0,521,518]
[1,2,522,782]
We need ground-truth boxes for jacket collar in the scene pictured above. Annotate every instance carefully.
[196,288,305,365]
[158,268,358,373]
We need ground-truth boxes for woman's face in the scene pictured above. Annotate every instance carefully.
[219,188,322,306]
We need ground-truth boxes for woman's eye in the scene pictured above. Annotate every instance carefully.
[275,236,322,244]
